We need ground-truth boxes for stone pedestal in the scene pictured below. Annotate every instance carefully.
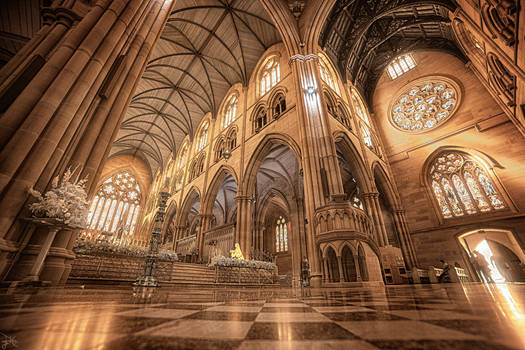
[7,218,80,285]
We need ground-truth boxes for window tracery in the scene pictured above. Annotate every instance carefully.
[255,107,268,132]
[85,170,142,239]
[429,151,506,219]
[275,216,288,253]
[272,94,286,118]
[215,139,225,161]
[223,95,238,129]
[260,56,280,96]
[390,78,460,133]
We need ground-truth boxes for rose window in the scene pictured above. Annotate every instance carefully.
[390,77,460,132]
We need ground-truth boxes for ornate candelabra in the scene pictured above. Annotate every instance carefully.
[134,190,170,287]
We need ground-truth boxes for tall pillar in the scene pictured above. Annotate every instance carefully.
[0,0,176,281]
[362,192,386,247]
[235,195,253,259]
[394,210,418,268]
[337,255,344,283]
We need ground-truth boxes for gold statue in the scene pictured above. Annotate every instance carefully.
[230,243,244,260]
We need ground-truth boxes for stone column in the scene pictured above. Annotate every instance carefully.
[323,258,329,283]
[362,193,385,247]
[337,255,344,283]
[235,195,253,259]
[353,254,362,282]
[394,210,418,268]
[0,0,176,281]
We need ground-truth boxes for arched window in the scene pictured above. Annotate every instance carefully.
[324,92,336,116]
[386,54,416,80]
[223,95,238,129]
[198,155,206,174]
[215,139,224,161]
[351,89,371,126]
[318,58,338,93]
[196,123,209,152]
[275,216,288,253]
[86,170,142,239]
[336,104,351,129]
[260,56,280,96]
[227,129,237,150]
[429,151,506,219]
[482,2,517,46]
[272,94,286,118]
[178,143,188,169]
[255,107,268,132]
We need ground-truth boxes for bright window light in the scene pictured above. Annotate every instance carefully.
[387,54,416,79]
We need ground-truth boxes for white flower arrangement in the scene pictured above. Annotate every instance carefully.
[210,255,276,271]
[28,167,89,227]
[74,240,178,261]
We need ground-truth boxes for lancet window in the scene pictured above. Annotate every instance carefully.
[223,95,238,129]
[260,56,280,96]
[429,151,506,219]
[275,216,288,253]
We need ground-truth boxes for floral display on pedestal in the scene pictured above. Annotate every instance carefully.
[28,168,89,227]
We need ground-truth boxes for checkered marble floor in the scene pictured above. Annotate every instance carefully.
[1,283,524,349]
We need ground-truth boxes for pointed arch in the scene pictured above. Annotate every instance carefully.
[242,133,303,197]
[422,147,512,221]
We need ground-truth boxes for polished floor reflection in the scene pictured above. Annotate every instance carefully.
[0,283,524,349]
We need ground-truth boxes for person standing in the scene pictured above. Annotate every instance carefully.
[301,256,310,287]
[473,251,494,283]
[438,259,451,283]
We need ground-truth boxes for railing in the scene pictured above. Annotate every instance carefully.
[202,223,235,262]
[78,229,147,247]
[175,234,197,256]
[315,203,373,239]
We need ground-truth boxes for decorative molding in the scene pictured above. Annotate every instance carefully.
[289,54,318,65]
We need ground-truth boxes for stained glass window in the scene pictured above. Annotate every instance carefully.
[429,152,506,219]
[275,216,288,253]
[390,78,459,132]
[85,170,142,241]
[387,54,416,79]
[260,56,280,96]
[223,95,238,129]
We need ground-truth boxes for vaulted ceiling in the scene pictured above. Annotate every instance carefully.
[110,0,281,174]
[319,0,466,104]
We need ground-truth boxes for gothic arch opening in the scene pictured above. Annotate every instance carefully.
[458,229,525,283]
[248,140,304,283]
[341,245,358,282]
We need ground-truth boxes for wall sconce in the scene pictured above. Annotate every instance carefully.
[223,147,231,160]
[307,86,316,94]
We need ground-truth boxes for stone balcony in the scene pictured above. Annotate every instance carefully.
[314,202,374,243]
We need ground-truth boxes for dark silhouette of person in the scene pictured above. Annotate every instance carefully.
[438,259,451,283]
[473,251,494,283]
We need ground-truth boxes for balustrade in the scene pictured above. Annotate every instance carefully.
[175,234,197,256]
[315,203,374,240]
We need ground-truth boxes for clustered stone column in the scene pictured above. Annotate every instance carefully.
[0,0,176,282]
[235,195,253,259]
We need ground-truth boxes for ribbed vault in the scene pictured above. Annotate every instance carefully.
[319,0,466,103]
[111,0,281,174]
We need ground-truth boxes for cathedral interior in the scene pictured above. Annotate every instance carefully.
[0,0,524,349]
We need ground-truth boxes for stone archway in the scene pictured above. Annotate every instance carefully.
[458,229,525,282]
[341,245,358,282]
